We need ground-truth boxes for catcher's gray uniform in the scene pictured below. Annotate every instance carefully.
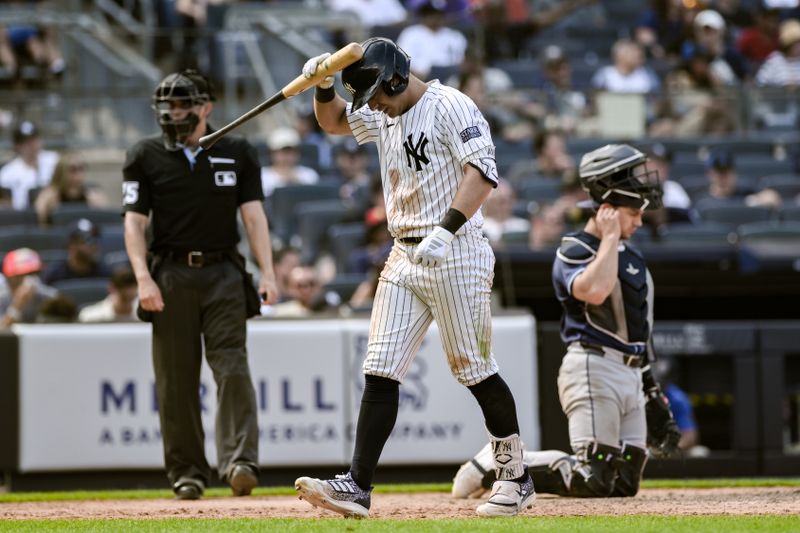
[453,144,680,499]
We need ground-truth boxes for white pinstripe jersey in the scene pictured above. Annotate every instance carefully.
[346,80,498,239]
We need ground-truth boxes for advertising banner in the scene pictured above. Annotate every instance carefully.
[14,315,536,471]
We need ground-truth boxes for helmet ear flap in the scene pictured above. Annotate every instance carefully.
[382,74,408,97]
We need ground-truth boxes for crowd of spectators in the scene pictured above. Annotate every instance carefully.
[2,1,800,326]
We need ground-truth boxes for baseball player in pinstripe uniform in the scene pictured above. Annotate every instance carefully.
[452,145,682,499]
[293,37,535,518]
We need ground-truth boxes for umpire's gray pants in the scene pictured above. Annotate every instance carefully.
[152,260,259,490]
[557,343,647,453]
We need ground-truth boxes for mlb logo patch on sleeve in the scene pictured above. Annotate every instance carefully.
[460,126,482,143]
[215,171,237,186]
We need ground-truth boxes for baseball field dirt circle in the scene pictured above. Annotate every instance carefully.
[1,487,798,519]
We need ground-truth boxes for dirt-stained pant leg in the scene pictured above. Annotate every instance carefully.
[363,232,498,385]
[201,261,259,481]
[152,262,210,489]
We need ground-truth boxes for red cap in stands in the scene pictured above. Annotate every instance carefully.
[2,248,42,277]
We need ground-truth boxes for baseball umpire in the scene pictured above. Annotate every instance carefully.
[122,70,279,500]
[452,144,681,499]
[293,37,535,518]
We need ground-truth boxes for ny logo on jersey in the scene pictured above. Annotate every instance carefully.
[403,133,430,172]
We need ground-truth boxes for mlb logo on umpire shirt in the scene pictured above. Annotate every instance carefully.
[215,171,237,186]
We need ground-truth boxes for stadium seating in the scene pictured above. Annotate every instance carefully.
[0,209,37,227]
[0,226,68,253]
[736,221,800,242]
[295,200,349,263]
[51,206,122,227]
[51,278,110,308]
[658,222,736,245]
[266,184,341,246]
[328,223,367,274]
[698,204,775,227]
[516,179,563,203]
[760,174,800,199]
[781,204,800,222]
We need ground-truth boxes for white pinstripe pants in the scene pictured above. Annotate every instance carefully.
[363,231,499,386]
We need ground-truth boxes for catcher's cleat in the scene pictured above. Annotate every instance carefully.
[229,464,258,496]
[475,475,536,517]
[295,472,371,518]
[452,459,492,499]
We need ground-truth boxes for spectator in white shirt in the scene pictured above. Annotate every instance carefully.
[592,39,660,94]
[0,121,58,210]
[756,18,800,86]
[260,127,319,197]
[481,181,530,245]
[397,0,468,79]
[328,0,407,28]
[78,267,139,323]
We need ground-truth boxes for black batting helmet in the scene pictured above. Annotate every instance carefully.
[152,70,216,150]
[578,144,663,210]
[342,38,410,111]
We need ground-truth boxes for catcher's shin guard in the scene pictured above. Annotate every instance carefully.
[611,443,647,497]
[527,450,574,496]
[568,442,620,497]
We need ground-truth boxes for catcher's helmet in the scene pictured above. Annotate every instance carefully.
[578,144,663,210]
[152,70,216,150]
[342,38,410,111]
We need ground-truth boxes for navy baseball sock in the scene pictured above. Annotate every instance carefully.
[350,374,399,491]
[468,373,521,440]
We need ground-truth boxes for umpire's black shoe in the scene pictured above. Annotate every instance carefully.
[229,464,258,496]
[175,481,202,500]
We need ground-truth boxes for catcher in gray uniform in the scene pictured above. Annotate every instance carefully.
[453,144,681,499]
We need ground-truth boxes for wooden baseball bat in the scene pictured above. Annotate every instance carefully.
[199,42,363,149]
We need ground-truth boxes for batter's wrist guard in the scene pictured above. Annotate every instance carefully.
[315,85,336,103]
[440,208,467,234]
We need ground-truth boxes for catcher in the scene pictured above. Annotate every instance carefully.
[453,144,681,499]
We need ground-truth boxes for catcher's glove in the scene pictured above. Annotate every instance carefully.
[645,386,682,458]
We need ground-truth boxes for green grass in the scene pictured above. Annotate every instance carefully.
[0,478,798,503]
[0,516,798,533]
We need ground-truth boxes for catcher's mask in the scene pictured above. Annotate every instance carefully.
[342,37,410,111]
[578,144,663,210]
[152,70,215,150]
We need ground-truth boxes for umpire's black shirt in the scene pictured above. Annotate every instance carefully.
[122,127,263,252]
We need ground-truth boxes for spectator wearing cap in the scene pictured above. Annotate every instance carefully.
[260,127,319,197]
[736,3,781,67]
[591,39,661,94]
[539,45,588,133]
[41,218,111,286]
[0,121,58,210]
[756,18,800,86]
[331,138,371,209]
[639,143,693,229]
[396,0,468,79]
[0,248,58,328]
[34,151,109,226]
[79,267,139,323]
[697,151,782,208]
[635,0,693,60]
[680,9,747,84]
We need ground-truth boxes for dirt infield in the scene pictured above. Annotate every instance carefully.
[2,487,799,520]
